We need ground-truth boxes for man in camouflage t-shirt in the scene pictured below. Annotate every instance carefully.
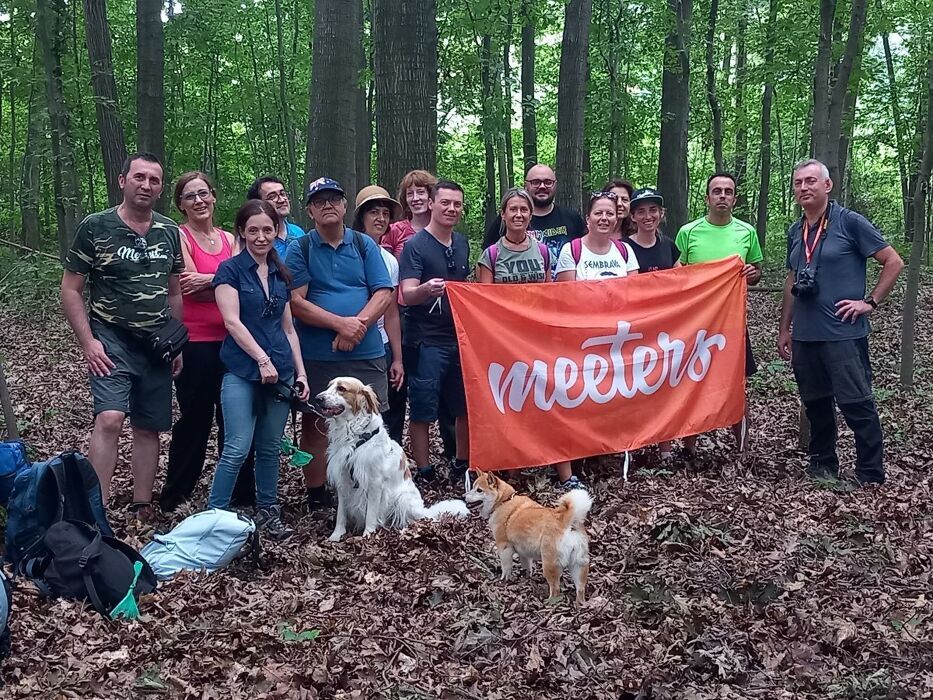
[61,153,184,517]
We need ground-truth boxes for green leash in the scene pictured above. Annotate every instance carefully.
[110,561,143,621]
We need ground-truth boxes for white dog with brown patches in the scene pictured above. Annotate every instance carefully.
[314,377,468,541]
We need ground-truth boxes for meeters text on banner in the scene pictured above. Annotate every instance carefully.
[446,256,748,471]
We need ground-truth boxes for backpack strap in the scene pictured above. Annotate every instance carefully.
[571,237,583,265]
[611,239,629,262]
[487,243,498,268]
[537,242,550,270]
[78,529,108,615]
[352,231,368,261]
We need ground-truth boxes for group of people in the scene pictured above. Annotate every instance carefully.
[59,152,904,541]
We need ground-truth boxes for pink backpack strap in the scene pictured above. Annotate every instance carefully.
[611,239,629,262]
[537,242,550,270]
[571,237,583,265]
[486,242,498,268]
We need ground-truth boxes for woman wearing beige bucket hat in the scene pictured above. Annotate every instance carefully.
[352,186,406,444]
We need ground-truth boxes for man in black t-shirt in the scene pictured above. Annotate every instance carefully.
[481,164,585,274]
[399,180,471,482]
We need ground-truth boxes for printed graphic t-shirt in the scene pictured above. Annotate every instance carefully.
[555,239,639,280]
[482,205,585,274]
[64,207,184,331]
[477,238,548,283]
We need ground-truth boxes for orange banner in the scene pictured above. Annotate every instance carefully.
[446,257,747,470]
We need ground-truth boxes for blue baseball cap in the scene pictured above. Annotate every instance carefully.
[305,177,345,204]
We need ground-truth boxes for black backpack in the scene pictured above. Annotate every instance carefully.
[21,520,157,617]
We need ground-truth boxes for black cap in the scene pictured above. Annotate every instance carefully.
[630,187,664,209]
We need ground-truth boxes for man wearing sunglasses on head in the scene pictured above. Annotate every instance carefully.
[246,175,308,256]
[285,177,393,511]
[399,180,472,483]
[60,152,185,521]
[481,163,585,275]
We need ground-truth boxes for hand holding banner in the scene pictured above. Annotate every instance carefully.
[446,257,748,470]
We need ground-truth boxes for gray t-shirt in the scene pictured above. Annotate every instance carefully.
[477,238,548,283]
[785,201,888,342]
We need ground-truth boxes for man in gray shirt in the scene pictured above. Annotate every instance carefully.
[777,159,904,485]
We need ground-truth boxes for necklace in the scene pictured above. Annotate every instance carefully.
[504,233,529,247]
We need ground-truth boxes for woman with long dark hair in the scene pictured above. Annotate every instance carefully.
[207,200,307,538]
[602,178,636,239]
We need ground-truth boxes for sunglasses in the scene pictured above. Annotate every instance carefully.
[590,191,619,202]
[133,236,150,267]
[444,245,457,271]
[261,296,281,319]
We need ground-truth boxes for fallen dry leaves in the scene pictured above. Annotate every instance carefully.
[0,275,931,699]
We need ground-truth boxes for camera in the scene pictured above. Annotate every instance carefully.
[792,266,818,298]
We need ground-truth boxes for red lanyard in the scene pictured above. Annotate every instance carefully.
[802,212,828,265]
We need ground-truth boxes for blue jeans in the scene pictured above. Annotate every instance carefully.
[208,372,292,510]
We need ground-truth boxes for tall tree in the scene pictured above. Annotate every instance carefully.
[899,57,932,388]
[704,0,724,172]
[357,0,374,186]
[882,32,910,237]
[136,0,165,210]
[555,0,592,212]
[656,0,692,235]
[373,0,438,194]
[20,62,43,251]
[481,33,498,231]
[755,0,779,247]
[83,0,127,205]
[520,0,537,172]
[274,0,299,204]
[36,0,81,259]
[732,7,748,195]
[810,0,869,196]
[306,0,365,208]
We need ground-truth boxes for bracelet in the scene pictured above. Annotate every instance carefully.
[257,356,272,367]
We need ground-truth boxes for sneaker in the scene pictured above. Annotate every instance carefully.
[255,505,294,540]
[306,485,333,510]
[414,465,438,482]
[449,460,469,483]
[558,475,587,491]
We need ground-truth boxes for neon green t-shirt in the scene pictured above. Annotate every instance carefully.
[674,216,764,265]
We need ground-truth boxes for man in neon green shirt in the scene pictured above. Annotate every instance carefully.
[675,172,763,458]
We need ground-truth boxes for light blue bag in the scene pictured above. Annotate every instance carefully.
[141,509,257,580]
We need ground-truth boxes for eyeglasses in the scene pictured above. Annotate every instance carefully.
[526,178,556,188]
[264,189,289,202]
[309,194,344,208]
[133,236,150,267]
[590,191,619,202]
[181,189,213,203]
[261,296,281,319]
[444,245,457,271]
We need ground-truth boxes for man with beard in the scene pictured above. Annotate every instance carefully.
[675,172,763,458]
[247,175,307,256]
[61,153,184,519]
[481,164,585,275]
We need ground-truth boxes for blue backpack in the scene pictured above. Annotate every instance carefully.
[5,451,113,569]
[0,440,30,507]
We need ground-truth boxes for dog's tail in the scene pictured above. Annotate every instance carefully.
[423,499,469,520]
[556,490,593,530]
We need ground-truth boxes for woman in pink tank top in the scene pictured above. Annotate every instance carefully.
[162,171,249,511]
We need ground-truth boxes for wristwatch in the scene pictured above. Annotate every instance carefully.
[863,295,878,309]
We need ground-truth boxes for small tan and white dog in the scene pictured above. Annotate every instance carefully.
[465,469,592,606]
[314,377,468,541]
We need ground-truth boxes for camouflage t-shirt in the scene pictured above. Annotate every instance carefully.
[64,207,184,331]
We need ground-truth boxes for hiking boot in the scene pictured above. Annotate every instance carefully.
[806,461,839,480]
[449,460,469,484]
[306,485,333,511]
[414,465,438,483]
[255,505,294,540]
[558,475,587,491]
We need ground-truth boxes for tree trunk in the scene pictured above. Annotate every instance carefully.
[755,0,778,249]
[83,0,127,206]
[373,0,438,195]
[883,34,910,238]
[520,0,537,173]
[356,0,374,186]
[656,0,692,236]
[732,6,748,200]
[704,0,724,172]
[6,12,15,228]
[247,27,273,172]
[0,362,18,440]
[899,57,933,389]
[20,68,43,250]
[810,0,835,164]
[306,0,364,213]
[502,11,515,189]
[481,34,498,231]
[555,0,593,213]
[36,0,81,260]
[136,0,165,211]
[273,0,300,205]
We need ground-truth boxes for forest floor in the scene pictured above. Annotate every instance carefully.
[1,267,932,699]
